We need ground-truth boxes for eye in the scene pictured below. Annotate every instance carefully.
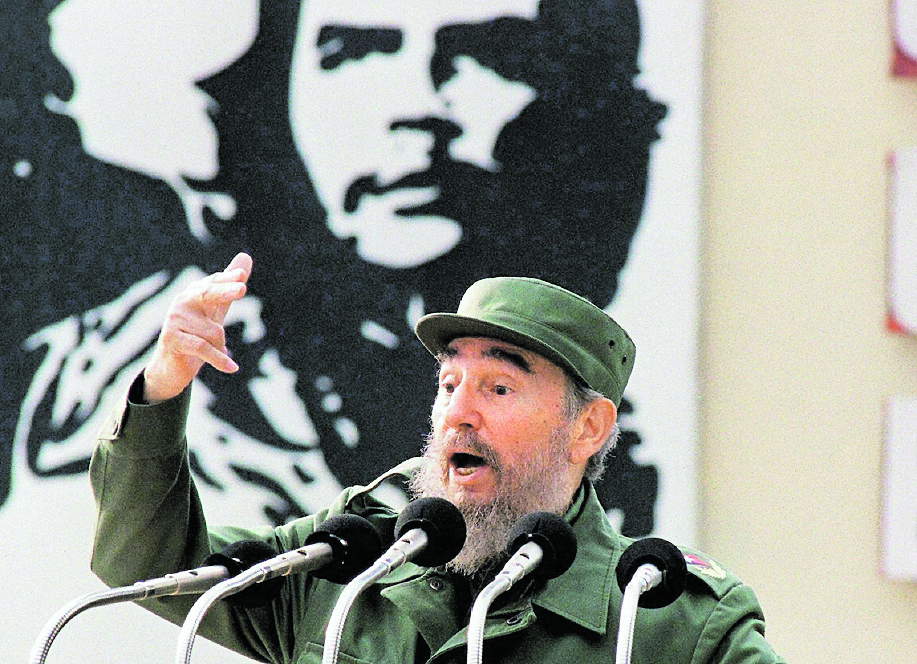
[492,384,511,396]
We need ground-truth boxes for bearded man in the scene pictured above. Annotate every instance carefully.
[89,253,783,663]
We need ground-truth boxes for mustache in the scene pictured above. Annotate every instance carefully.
[425,429,502,472]
[343,161,494,214]
[344,171,440,213]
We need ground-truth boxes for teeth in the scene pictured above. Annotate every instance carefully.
[455,466,476,477]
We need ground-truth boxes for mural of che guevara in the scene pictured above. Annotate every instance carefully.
[1,0,666,535]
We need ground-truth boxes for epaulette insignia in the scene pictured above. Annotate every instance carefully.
[684,552,727,580]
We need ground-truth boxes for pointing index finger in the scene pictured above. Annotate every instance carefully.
[225,252,252,281]
[210,253,253,287]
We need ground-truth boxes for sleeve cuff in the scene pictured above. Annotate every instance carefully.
[101,371,194,459]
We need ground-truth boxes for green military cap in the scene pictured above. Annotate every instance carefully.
[414,277,635,407]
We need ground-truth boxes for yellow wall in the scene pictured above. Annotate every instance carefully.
[703,2,917,661]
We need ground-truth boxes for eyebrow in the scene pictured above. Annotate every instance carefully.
[487,346,533,374]
[315,26,402,70]
[438,343,535,375]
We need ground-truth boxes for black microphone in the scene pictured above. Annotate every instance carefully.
[175,515,382,664]
[29,540,274,664]
[504,511,578,581]
[389,496,467,568]
[306,513,387,583]
[201,539,283,608]
[321,498,466,664]
[615,537,687,609]
[220,514,383,593]
[614,538,688,664]
[466,513,577,664]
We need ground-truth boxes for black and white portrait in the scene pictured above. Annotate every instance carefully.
[1,1,702,660]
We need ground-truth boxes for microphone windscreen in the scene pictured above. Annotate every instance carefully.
[394,497,466,567]
[306,514,383,584]
[614,537,687,609]
[507,512,577,579]
[203,540,284,608]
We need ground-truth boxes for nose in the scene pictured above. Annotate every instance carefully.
[387,47,462,153]
[438,381,482,432]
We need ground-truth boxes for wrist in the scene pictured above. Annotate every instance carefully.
[138,368,182,405]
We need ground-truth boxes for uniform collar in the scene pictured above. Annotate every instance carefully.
[357,464,620,637]
[528,480,621,635]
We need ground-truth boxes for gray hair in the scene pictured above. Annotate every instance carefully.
[562,378,620,483]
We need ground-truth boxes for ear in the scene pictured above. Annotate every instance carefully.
[567,397,618,466]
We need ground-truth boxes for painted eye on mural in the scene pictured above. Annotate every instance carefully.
[316,26,403,70]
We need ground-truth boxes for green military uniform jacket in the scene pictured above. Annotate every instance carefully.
[90,383,785,663]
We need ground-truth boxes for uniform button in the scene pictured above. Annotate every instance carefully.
[429,579,444,591]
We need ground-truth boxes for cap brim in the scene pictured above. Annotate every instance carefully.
[414,312,579,382]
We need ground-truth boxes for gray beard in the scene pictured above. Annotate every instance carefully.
[408,425,575,576]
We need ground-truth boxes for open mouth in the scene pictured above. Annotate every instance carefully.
[450,452,487,477]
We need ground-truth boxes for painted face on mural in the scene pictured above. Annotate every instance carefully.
[290,0,540,268]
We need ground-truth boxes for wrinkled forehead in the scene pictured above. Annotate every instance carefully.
[300,0,540,32]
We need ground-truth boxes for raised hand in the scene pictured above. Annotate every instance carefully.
[143,253,253,403]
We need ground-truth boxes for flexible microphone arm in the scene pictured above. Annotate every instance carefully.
[466,512,576,664]
[614,537,687,664]
[29,581,204,664]
[175,514,381,664]
[616,562,663,664]
[466,542,541,664]
[29,540,274,664]
[321,527,428,664]
[321,498,465,664]
[173,541,333,664]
